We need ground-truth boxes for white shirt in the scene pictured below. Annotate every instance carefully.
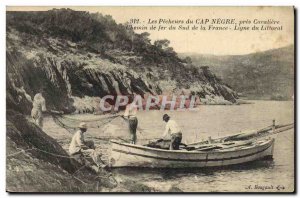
[162,120,181,139]
[124,104,137,118]
[32,93,46,111]
[69,130,85,155]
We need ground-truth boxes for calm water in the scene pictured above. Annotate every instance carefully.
[44,100,295,192]
[113,100,295,192]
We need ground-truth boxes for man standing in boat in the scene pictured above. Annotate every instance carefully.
[123,95,138,144]
[162,114,182,150]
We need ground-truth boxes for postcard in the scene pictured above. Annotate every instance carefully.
[6,6,295,193]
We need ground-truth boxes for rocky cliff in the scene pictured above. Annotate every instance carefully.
[7,109,161,192]
[7,9,238,114]
[6,109,96,192]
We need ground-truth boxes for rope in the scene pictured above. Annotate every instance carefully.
[8,146,96,160]
[34,148,78,158]
[72,164,88,175]
[73,176,87,184]
[7,147,76,159]
[7,146,109,171]
[7,148,34,157]
[7,142,118,188]
[52,115,77,133]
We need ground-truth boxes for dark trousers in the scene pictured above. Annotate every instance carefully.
[129,117,138,144]
[170,132,182,150]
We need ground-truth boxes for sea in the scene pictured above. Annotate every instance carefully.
[44,100,294,192]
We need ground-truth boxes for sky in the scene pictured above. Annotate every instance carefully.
[7,6,294,55]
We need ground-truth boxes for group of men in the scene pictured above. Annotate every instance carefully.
[31,92,183,169]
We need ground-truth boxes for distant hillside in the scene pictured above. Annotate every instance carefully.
[181,45,294,100]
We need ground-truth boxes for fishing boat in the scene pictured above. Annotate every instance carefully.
[109,138,275,168]
[109,121,293,168]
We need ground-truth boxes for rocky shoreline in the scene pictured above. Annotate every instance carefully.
[6,110,167,192]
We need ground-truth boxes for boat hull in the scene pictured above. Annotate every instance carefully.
[109,138,275,168]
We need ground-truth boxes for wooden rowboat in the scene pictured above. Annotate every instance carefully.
[109,138,275,168]
[108,121,293,168]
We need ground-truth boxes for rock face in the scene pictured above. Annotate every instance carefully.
[6,109,154,192]
[6,9,238,114]
[6,109,90,192]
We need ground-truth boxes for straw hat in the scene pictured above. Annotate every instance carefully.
[79,122,87,129]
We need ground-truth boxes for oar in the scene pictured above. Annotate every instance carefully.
[187,123,292,146]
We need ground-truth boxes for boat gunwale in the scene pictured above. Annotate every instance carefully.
[111,143,273,163]
[110,138,274,155]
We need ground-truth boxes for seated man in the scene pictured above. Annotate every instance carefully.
[162,114,183,150]
[69,122,105,169]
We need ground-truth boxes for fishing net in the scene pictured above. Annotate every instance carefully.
[51,113,120,133]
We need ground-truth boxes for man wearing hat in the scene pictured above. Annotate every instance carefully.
[69,122,104,168]
[162,114,182,150]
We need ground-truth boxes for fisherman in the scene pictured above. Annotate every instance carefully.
[31,90,47,129]
[69,122,105,169]
[162,114,182,150]
[123,95,138,144]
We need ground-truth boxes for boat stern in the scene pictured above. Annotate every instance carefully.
[264,138,275,160]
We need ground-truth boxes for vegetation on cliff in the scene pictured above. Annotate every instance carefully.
[7,9,238,114]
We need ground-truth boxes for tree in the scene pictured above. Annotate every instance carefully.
[140,32,151,45]
[154,39,170,50]
[154,39,176,57]
[132,32,151,52]
[184,56,193,64]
